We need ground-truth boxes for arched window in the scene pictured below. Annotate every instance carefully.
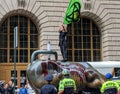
[0,15,38,63]
[67,17,101,62]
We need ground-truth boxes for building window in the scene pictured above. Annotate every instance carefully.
[20,70,26,86]
[0,15,38,63]
[11,70,17,85]
[67,17,101,62]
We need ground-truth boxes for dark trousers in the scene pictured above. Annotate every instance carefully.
[60,45,67,60]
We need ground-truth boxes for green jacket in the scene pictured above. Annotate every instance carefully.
[100,80,119,93]
[115,80,120,89]
[58,78,76,91]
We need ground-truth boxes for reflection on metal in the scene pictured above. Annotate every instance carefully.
[26,50,106,94]
[17,0,26,8]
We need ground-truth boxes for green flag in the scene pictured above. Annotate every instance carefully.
[64,0,82,25]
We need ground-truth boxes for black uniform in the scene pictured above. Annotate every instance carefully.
[41,84,57,94]
[59,31,67,61]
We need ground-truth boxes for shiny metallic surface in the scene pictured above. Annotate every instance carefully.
[26,50,106,94]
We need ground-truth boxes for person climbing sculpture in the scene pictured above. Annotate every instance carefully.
[58,24,67,62]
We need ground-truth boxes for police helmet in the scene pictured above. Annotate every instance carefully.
[105,73,112,79]
[45,74,53,81]
[62,69,69,75]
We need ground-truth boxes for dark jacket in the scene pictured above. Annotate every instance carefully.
[7,85,14,94]
[0,85,5,94]
[41,84,57,94]
[59,31,67,46]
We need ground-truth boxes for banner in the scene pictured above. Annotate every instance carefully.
[64,0,82,24]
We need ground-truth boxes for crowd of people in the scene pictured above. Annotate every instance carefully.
[0,73,35,94]
[41,70,120,94]
[41,69,76,94]
[0,70,120,94]
[1,25,120,94]
[0,80,15,94]
[0,80,35,94]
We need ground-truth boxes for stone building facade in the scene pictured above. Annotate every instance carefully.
[0,0,120,87]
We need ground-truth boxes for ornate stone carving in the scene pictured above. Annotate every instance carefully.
[84,0,91,10]
[17,0,26,8]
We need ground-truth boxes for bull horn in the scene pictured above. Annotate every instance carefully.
[30,50,58,64]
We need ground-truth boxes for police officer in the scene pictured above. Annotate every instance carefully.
[40,74,57,94]
[58,69,76,94]
[58,24,67,62]
[100,73,119,94]
[114,78,120,94]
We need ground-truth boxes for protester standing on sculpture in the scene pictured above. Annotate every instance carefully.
[59,24,67,62]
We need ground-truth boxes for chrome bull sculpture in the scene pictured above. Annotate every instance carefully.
[26,50,106,94]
